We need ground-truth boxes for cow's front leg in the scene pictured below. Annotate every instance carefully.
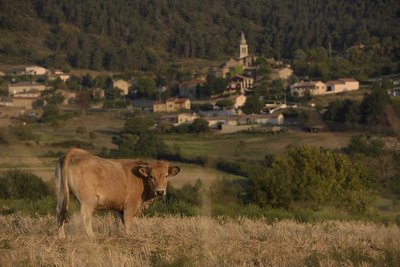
[122,209,135,235]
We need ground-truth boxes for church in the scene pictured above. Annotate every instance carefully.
[210,32,257,79]
[237,32,257,69]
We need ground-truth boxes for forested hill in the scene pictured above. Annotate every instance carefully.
[0,0,399,72]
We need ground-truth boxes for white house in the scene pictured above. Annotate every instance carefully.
[326,78,359,93]
[205,113,284,129]
[47,70,70,82]
[160,113,199,126]
[26,66,47,75]
[113,79,131,95]
[177,113,198,125]
[12,91,41,109]
[228,94,247,109]
[290,78,359,97]
[290,81,326,96]
[8,82,46,96]
[270,67,293,81]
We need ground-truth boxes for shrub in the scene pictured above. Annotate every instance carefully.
[123,116,154,136]
[189,118,210,134]
[76,126,87,134]
[9,125,35,141]
[143,181,203,217]
[89,131,97,139]
[175,123,191,133]
[0,127,11,144]
[246,145,373,213]
[40,104,61,123]
[144,200,198,217]
[347,135,385,157]
[0,170,51,200]
[112,132,170,158]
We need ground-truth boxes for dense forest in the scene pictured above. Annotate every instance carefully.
[0,0,399,74]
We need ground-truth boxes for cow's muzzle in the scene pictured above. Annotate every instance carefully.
[156,189,166,197]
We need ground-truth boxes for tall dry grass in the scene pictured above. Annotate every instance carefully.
[0,214,399,266]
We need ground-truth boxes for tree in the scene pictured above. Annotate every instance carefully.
[66,75,81,90]
[133,133,169,157]
[77,91,90,110]
[135,77,157,99]
[45,91,65,105]
[41,104,61,123]
[323,99,360,125]
[255,56,271,76]
[215,99,234,109]
[190,118,210,134]
[201,76,228,97]
[347,135,385,157]
[48,77,67,90]
[242,96,264,114]
[360,86,390,124]
[247,145,371,212]
[123,117,154,136]
[105,87,123,100]
[111,133,138,157]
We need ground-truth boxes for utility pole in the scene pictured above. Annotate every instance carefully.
[284,86,287,105]
[328,42,332,58]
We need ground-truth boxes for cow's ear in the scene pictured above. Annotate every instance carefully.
[134,165,149,178]
[168,166,180,176]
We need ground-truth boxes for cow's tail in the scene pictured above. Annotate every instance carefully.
[55,154,69,238]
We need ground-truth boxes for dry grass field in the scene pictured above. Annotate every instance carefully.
[0,214,399,266]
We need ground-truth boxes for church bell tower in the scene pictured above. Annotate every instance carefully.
[239,31,248,59]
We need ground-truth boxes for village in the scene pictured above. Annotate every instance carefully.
[0,32,398,134]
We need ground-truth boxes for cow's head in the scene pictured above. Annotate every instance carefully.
[136,161,180,197]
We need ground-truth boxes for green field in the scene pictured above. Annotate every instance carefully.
[0,112,355,184]
[163,131,354,161]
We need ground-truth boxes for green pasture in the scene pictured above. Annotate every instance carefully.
[163,131,354,161]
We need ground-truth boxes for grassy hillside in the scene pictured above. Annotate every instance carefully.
[0,214,399,266]
[0,0,399,74]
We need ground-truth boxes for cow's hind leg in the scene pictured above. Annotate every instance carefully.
[57,214,66,239]
[80,204,95,237]
[56,196,69,239]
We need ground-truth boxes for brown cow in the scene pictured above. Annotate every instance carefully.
[55,148,180,238]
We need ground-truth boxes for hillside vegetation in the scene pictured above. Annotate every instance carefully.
[0,0,399,76]
[0,214,399,266]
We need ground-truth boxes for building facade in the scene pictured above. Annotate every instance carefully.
[290,81,326,96]
[8,82,46,96]
[113,79,131,95]
[153,98,191,113]
[326,78,359,93]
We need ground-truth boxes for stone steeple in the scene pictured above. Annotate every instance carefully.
[239,31,248,59]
